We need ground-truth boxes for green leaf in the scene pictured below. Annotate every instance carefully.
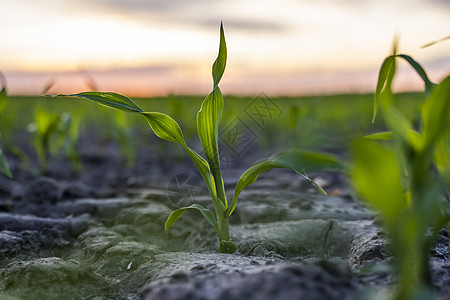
[142,112,186,144]
[434,134,450,188]
[384,105,423,151]
[373,55,395,123]
[373,53,437,123]
[227,150,343,216]
[351,139,406,222]
[274,149,345,172]
[364,131,393,140]
[165,204,218,233]
[212,22,227,88]
[397,54,435,96]
[421,76,450,147]
[49,92,143,113]
[0,87,8,115]
[197,88,223,172]
[196,88,225,203]
[0,147,12,178]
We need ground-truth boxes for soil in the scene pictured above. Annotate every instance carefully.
[0,136,448,300]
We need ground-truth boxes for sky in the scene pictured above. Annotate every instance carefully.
[0,0,449,97]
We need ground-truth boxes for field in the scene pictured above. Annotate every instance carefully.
[1,21,449,299]
[1,84,449,299]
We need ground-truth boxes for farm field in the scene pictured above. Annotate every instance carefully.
[0,5,449,298]
[1,88,448,299]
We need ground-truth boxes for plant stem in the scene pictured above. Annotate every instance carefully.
[218,217,230,242]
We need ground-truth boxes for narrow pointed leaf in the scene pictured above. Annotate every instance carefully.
[212,22,227,88]
[421,76,450,146]
[165,204,218,233]
[373,38,397,123]
[397,54,435,95]
[227,150,343,216]
[49,92,143,113]
[373,56,395,123]
[0,147,12,178]
[364,131,393,140]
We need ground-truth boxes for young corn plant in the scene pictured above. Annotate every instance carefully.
[50,23,341,253]
[0,72,12,178]
[27,103,81,172]
[352,45,450,299]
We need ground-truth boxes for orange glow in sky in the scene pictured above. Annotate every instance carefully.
[1,0,449,96]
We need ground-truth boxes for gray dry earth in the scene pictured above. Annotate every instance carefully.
[0,168,449,300]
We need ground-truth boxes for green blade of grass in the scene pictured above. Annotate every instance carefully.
[165,203,219,233]
[226,150,343,216]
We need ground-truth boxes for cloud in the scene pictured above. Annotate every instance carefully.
[196,19,287,33]
[88,0,210,13]
[430,0,450,7]
[79,0,287,33]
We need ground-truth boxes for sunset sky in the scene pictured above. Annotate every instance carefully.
[1,0,449,96]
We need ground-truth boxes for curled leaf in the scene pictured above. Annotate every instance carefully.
[219,240,237,254]
[227,150,343,216]
[212,22,227,88]
[165,204,218,234]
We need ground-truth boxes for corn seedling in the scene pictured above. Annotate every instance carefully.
[50,23,341,253]
[0,72,12,178]
[352,44,450,299]
[27,103,81,171]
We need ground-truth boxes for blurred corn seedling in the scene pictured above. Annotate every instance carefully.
[27,101,81,171]
[0,71,12,178]
[352,43,449,299]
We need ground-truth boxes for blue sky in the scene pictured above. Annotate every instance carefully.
[1,0,449,96]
